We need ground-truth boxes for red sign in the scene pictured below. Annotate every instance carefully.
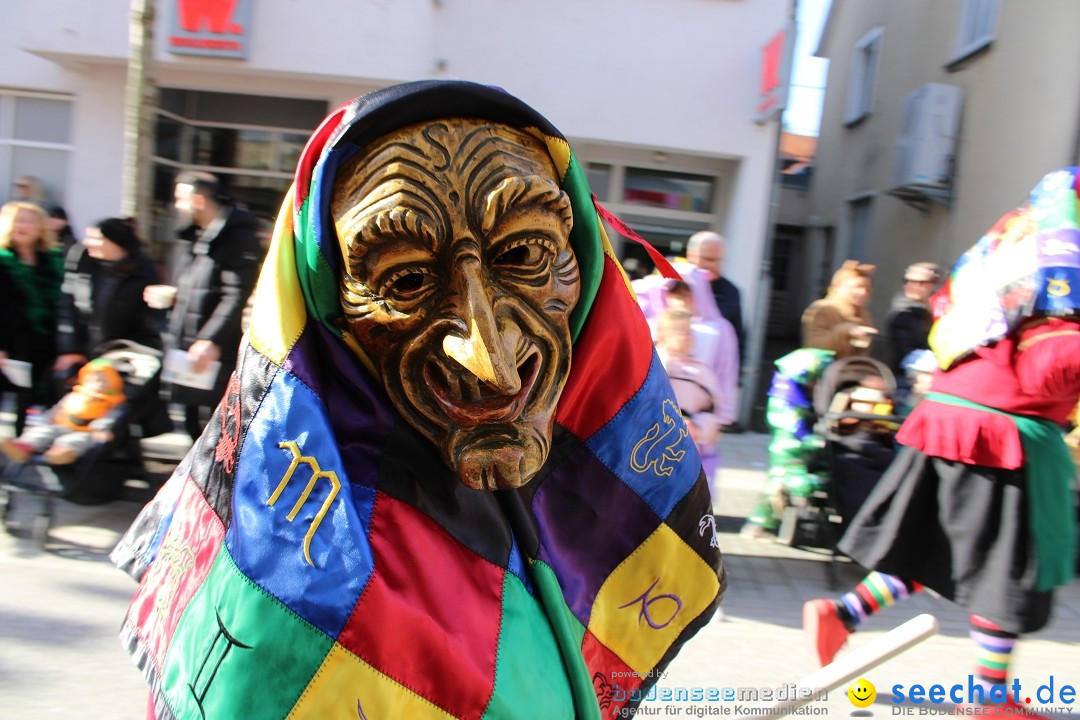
[755,23,794,124]
[167,0,252,59]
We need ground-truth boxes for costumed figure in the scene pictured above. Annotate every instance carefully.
[112,81,724,720]
[0,358,125,466]
[740,348,834,538]
[803,167,1080,714]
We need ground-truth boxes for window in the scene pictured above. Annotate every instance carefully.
[0,91,73,206]
[844,26,884,126]
[622,168,714,213]
[846,195,874,261]
[951,0,1001,64]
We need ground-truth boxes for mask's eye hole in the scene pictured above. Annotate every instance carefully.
[384,268,434,301]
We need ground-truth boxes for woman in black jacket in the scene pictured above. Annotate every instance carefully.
[54,218,172,437]
[55,217,164,369]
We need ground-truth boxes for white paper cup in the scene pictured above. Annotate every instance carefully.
[1,359,33,388]
[145,285,178,309]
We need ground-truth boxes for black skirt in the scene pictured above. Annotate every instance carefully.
[837,446,1053,634]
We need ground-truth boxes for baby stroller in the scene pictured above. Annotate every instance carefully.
[777,357,902,584]
[0,340,169,547]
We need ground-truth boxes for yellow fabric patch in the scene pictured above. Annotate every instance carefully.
[588,524,719,676]
[289,645,456,720]
[250,187,307,366]
[534,130,572,181]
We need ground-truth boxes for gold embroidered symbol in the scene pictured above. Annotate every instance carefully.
[268,440,341,566]
[1048,277,1071,296]
[630,399,687,477]
[154,538,196,617]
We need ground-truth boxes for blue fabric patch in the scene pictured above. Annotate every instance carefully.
[227,370,376,639]
[585,352,700,518]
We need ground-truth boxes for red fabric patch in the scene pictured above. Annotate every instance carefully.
[128,476,226,674]
[582,631,639,715]
[293,102,350,211]
[557,256,655,439]
[338,493,504,719]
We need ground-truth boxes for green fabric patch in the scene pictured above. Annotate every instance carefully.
[562,153,604,342]
[481,572,575,719]
[162,547,334,719]
[529,560,601,720]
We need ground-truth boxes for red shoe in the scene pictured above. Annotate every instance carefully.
[803,598,852,667]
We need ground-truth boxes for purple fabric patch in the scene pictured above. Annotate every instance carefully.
[532,445,660,625]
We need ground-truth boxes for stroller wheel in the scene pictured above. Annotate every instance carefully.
[32,511,50,549]
[776,505,801,547]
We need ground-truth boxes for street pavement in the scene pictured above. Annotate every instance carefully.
[1,429,1077,719]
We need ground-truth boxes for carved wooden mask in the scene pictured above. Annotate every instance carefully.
[332,119,581,490]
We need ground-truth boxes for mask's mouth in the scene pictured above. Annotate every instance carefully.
[423,349,541,426]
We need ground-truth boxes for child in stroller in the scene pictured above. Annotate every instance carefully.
[814,357,902,533]
[1,358,126,465]
[1,341,166,545]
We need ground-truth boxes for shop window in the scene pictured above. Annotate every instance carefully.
[844,26,884,126]
[622,168,713,213]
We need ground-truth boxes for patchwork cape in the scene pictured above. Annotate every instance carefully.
[112,81,725,719]
[929,166,1080,368]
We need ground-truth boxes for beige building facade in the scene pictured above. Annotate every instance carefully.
[800,0,1080,329]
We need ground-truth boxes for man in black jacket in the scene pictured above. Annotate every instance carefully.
[156,172,263,439]
[884,261,940,403]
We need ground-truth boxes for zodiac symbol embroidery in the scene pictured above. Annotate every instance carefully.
[630,399,687,477]
[618,577,684,630]
[189,611,252,718]
[1047,277,1072,297]
[593,673,615,710]
[154,538,196,617]
[214,373,242,474]
[698,514,720,549]
[268,440,342,566]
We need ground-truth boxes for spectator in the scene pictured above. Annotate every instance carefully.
[47,205,78,256]
[56,217,164,367]
[54,218,172,438]
[802,260,877,359]
[634,274,739,429]
[1,358,125,466]
[687,231,745,366]
[154,171,262,439]
[655,307,723,489]
[10,175,45,205]
[884,261,940,400]
[0,201,64,434]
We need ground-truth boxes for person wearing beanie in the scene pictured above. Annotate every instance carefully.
[801,260,878,359]
[55,217,165,377]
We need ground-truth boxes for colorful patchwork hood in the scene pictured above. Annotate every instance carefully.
[112,80,724,720]
[929,167,1080,368]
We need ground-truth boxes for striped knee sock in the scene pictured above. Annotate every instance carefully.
[970,615,1017,692]
[836,572,922,627]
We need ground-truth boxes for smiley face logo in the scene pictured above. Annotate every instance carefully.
[847,678,876,709]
